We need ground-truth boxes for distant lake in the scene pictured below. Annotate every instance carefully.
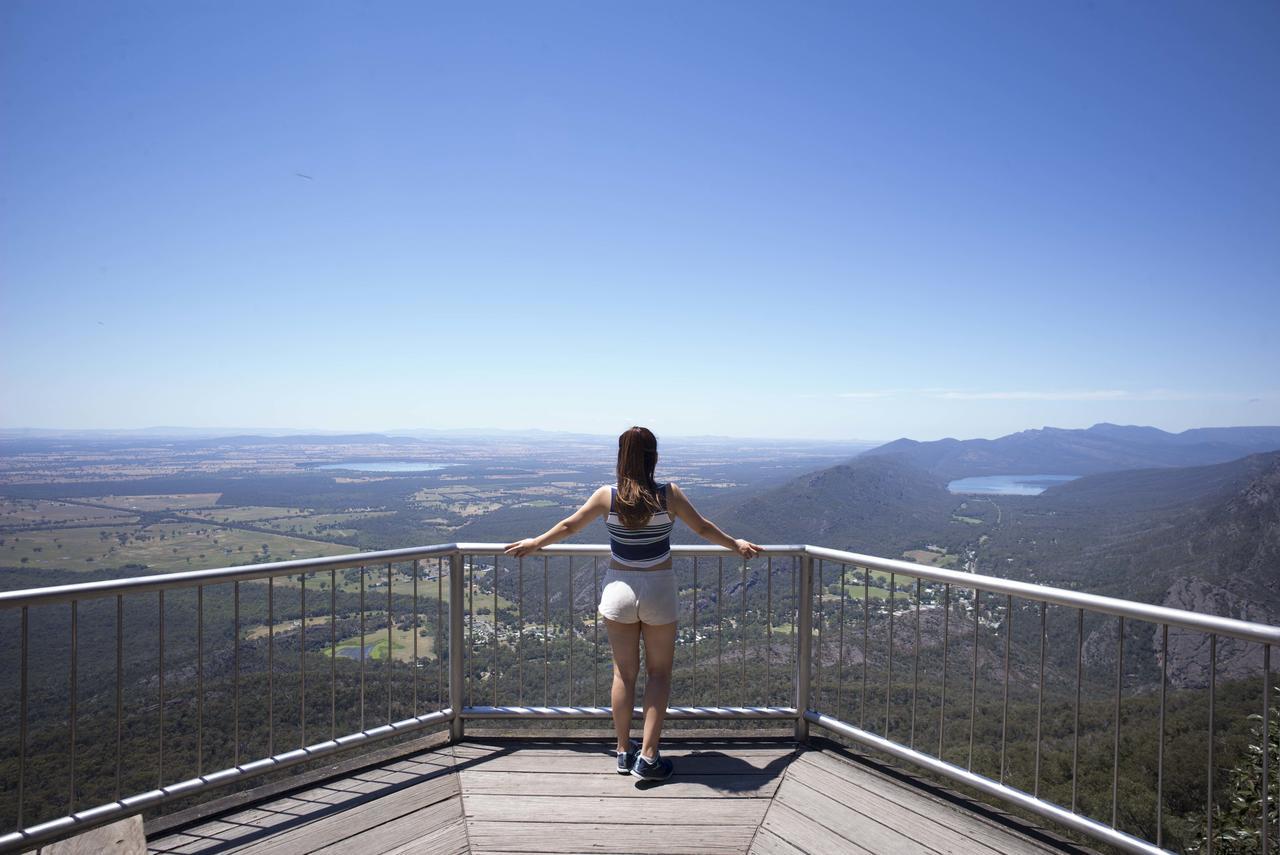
[947,474,1080,496]
[317,461,451,472]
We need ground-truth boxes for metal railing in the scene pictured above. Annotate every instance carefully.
[0,542,1276,854]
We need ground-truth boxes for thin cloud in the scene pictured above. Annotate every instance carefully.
[933,389,1130,401]
[817,388,1255,402]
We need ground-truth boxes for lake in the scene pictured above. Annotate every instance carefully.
[316,461,451,472]
[946,474,1080,496]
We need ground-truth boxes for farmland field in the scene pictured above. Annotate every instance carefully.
[86,493,223,511]
[0,499,137,527]
[1,521,351,572]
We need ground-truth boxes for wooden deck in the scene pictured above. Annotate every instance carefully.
[147,737,1090,855]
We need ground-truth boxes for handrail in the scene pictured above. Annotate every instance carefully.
[8,541,1274,646]
[2,541,1275,855]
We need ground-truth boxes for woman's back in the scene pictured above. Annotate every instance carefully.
[605,483,674,568]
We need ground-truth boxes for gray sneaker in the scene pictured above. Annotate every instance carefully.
[616,740,639,775]
[630,752,674,781]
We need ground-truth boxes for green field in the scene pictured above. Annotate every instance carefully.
[1,522,352,572]
[257,511,394,537]
[325,626,434,662]
[0,499,137,528]
[86,493,223,511]
[186,506,312,523]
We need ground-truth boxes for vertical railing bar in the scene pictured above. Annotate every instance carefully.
[435,558,445,706]
[741,556,748,706]
[790,556,796,708]
[939,584,950,760]
[1261,643,1270,855]
[1000,593,1011,785]
[267,578,274,754]
[592,556,599,707]
[19,605,28,830]
[693,557,700,697]
[968,587,978,772]
[413,559,419,714]
[1157,623,1167,848]
[543,554,549,708]
[300,572,306,746]
[795,552,814,741]
[469,555,476,709]
[335,568,340,742]
[911,577,921,749]
[197,585,204,776]
[1207,633,1217,855]
[1072,607,1083,813]
[815,559,823,712]
[1112,615,1124,828]
[766,556,774,706]
[517,556,524,706]
[358,565,365,732]
[717,555,724,707]
[568,555,574,707]
[158,589,165,787]
[115,594,123,802]
[496,554,503,709]
[449,552,465,742]
[437,557,444,709]
[886,571,895,736]
[1035,601,1046,799]
[69,599,78,813]
[234,581,241,765]
[861,566,869,729]
[837,562,846,717]
[387,562,393,726]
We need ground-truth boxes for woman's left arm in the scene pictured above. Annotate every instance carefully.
[504,486,611,557]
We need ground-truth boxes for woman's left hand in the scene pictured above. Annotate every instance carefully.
[503,538,539,557]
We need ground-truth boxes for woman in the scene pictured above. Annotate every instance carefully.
[504,426,760,781]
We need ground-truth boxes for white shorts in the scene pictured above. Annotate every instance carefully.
[598,567,678,625]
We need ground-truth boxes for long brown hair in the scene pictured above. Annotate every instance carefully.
[615,426,663,529]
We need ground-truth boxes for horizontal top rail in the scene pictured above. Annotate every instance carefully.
[803,544,1280,646]
[2,541,1277,646]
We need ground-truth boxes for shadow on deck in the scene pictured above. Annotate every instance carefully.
[144,732,1096,855]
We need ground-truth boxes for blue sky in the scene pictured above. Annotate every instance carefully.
[2,1,1277,441]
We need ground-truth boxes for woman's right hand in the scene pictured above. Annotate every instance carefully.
[504,538,539,557]
[734,538,761,559]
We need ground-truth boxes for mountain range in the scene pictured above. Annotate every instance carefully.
[863,422,1280,479]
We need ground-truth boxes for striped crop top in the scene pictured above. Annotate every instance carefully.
[605,484,674,568]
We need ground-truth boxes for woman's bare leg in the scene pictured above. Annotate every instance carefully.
[638,620,676,758]
[604,618,641,752]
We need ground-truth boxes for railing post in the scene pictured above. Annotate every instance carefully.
[795,551,814,742]
[449,550,465,742]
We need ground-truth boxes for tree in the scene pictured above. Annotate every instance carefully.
[1192,685,1279,854]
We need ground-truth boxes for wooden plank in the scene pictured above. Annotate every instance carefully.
[461,771,781,798]
[794,752,1063,855]
[774,775,989,855]
[748,828,809,855]
[239,782,460,855]
[149,754,459,854]
[156,776,459,855]
[452,751,793,775]
[378,818,470,855]
[465,820,756,854]
[463,793,768,826]
[758,801,878,855]
[772,778,937,855]
[455,742,796,758]
[145,734,454,839]
[310,796,464,855]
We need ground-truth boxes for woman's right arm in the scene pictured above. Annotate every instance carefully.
[666,483,760,559]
